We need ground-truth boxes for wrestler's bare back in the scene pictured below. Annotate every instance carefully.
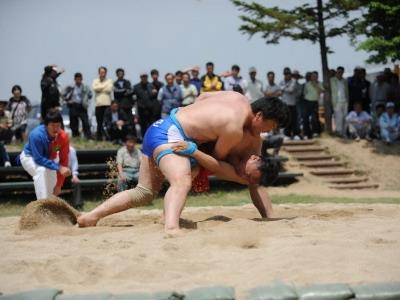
[176,91,253,159]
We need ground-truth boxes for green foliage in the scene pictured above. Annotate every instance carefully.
[353,0,400,63]
[231,0,361,53]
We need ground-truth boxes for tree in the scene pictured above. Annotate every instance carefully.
[231,0,361,133]
[353,1,400,64]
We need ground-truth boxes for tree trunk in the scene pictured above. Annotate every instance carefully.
[317,0,333,133]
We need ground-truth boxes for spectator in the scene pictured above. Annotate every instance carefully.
[116,135,141,192]
[302,71,323,139]
[244,66,264,103]
[113,68,133,119]
[201,62,223,92]
[63,73,93,139]
[150,69,164,121]
[157,73,183,118]
[68,145,83,210]
[348,67,370,113]
[40,65,64,120]
[0,100,12,144]
[175,70,183,86]
[279,67,300,140]
[133,72,155,136]
[224,65,245,92]
[92,66,113,141]
[370,73,390,112]
[293,70,305,135]
[190,66,202,94]
[8,85,31,143]
[379,102,399,144]
[370,103,385,139]
[264,71,281,99]
[331,66,349,137]
[180,72,198,106]
[19,111,70,199]
[0,142,11,167]
[103,100,131,144]
[387,74,400,107]
[345,102,371,141]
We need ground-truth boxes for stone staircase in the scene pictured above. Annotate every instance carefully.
[282,139,379,190]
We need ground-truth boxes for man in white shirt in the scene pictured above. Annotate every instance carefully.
[346,102,371,141]
[279,67,300,140]
[68,145,83,209]
[331,66,349,137]
[244,67,264,103]
[180,72,198,106]
[264,71,282,99]
[224,65,246,93]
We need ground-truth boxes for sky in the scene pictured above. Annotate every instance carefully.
[0,0,380,104]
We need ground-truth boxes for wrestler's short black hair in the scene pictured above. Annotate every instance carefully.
[44,111,63,125]
[258,155,280,187]
[251,97,290,128]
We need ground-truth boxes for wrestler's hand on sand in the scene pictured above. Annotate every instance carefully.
[59,166,71,177]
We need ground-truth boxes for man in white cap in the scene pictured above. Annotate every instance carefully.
[244,67,264,103]
[379,102,399,144]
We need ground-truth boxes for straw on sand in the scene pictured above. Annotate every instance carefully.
[19,196,80,230]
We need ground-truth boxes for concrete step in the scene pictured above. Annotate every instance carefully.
[310,168,355,176]
[284,146,326,153]
[301,161,345,168]
[324,177,369,184]
[329,183,379,190]
[292,154,335,161]
[283,139,316,146]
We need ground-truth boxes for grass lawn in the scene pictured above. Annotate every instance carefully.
[1,189,399,218]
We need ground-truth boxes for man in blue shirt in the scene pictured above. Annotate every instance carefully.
[19,111,71,199]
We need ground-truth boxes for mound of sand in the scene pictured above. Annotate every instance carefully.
[19,197,79,230]
[1,204,399,298]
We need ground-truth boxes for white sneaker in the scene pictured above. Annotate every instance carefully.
[303,136,309,140]
[4,161,11,167]
[283,136,290,141]
[294,135,301,141]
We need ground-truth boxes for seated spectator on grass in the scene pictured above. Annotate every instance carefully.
[68,145,83,210]
[116,135,141,192]
[0,100,12,144]
[370,103,385,139]
[8,85,31,143]
[180,72,198,106]
[103,100,131,144]
[379,102,399,145]
[345,102,371,141]
[0,142,11,167]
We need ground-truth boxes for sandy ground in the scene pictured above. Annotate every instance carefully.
[1,203,400,298]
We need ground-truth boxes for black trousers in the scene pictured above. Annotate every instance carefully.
[0,142,10,166]
[69,103,91,138]
[95,106,107,140]
[0,129,12,144]
[106,124,131,141]
[302,99,321,139]
[284,105,300,137]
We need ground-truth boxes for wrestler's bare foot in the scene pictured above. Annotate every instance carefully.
[77,213,100,227]
[164,226,183,238]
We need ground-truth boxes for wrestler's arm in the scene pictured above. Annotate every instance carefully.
[172,142,248,185]
[249,184,273,218]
